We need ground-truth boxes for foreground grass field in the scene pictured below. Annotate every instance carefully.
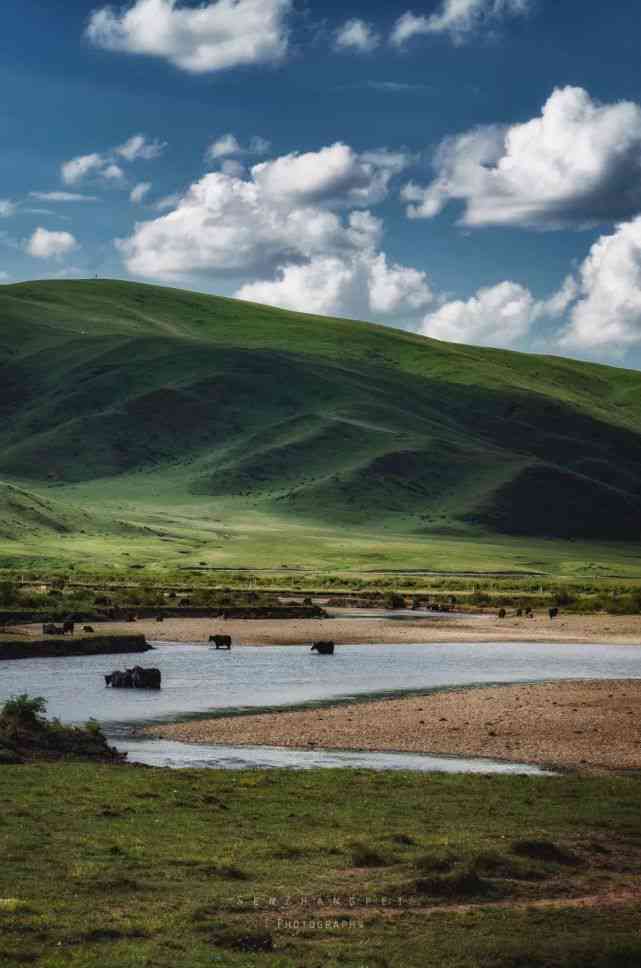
[2,764,641,967]
[3,278,641,575]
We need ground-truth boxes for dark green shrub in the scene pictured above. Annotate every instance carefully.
[0,580,19,607]
[1,694,47,727]
[383,593,405,609]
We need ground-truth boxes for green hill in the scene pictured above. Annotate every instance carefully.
[1,278,641,575]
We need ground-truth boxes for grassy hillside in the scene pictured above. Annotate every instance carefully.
[1,278,641,574]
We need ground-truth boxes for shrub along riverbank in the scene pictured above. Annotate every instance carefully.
[0,696,123,764]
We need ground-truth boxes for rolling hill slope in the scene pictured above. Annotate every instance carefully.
[1,278,641,571]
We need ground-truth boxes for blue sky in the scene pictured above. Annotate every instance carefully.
[2,0,641,364]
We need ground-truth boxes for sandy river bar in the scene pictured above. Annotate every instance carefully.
[149,678,641,772]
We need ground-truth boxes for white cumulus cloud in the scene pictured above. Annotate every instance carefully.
[403,86,641,229]
[118,172,381,278]
[0,200,17,217]
[251,142,409,208]
[130,182,152,204]
[334,18,380,53]
[421,281,537,347]
[391,0,529,46]
[27,227,78,259]
[86,0,292,74]
[61,153,106,185]
[117,142,429,321]
[206,133,242,160]
[102,162,125,181]
[116,134,166,161]
[420,273,576,349]
[237,251,432,319]
[560,217,641,354]
[62,133,165,186]
[206,133,270,163]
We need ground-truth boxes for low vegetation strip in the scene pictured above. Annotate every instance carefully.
[0,634,150,660]
[1,760,640,966]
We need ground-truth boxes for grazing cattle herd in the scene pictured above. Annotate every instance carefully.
[36,601,564,696]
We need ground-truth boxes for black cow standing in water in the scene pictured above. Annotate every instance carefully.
[209,635,232,650]
[105,666,161,689]
[311,641,335,655]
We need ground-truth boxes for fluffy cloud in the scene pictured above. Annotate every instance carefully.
[404,86,641,229]
[206,134,242,160]
[420,273,576,348]
[61,153,105,185]
[334,19,380,53]
[102,163,125,181]
[391,12,430,47]
[118,171,382,278]
[237,251,432,318]
[118,142,429,320]
[27,227,78,259]
[30,191,98,202]
[130,181,152,204]
[560,217,641,353]
[391,0,529,46]
[420,281,537,346]
[206,133,270,163]
[251,143,409,208]
[61,152,122,185]
[62,133,165,185]
[0,200,16,217]
[116,134,166,161]
[86,0,291,74]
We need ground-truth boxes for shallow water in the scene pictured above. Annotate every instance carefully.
[1,640,639,773]
[118,737,550,774]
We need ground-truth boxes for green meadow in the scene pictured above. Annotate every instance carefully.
[2,762,641,967]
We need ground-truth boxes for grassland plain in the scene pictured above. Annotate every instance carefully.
[2,764,641,967]
[2,278,641,575]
